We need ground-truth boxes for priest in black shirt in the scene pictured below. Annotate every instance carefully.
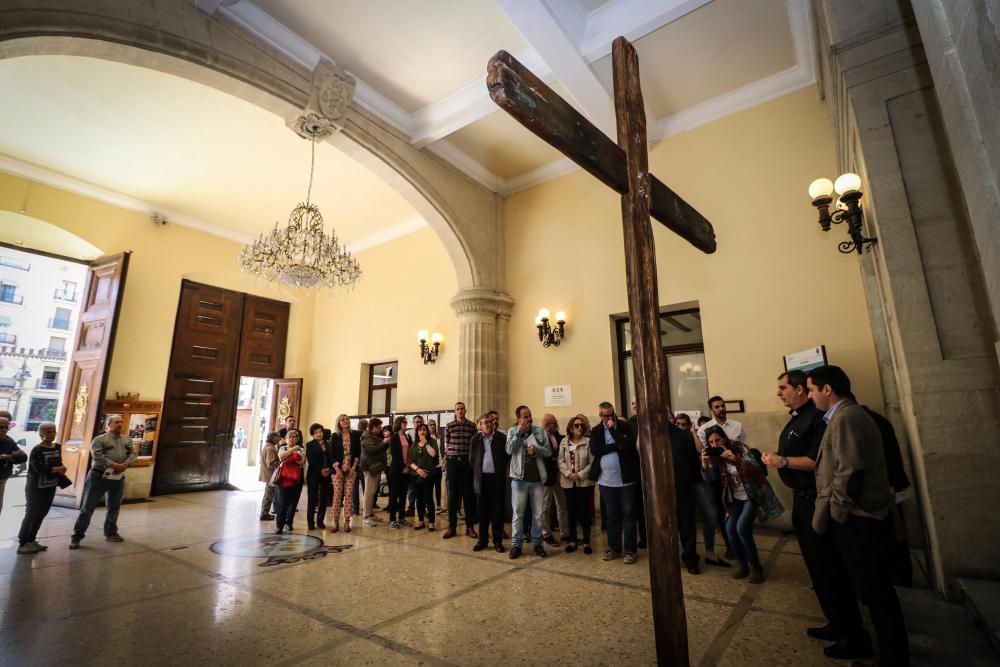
[760,370,872,660]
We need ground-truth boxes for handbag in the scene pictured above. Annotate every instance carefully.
[275,453,303,488]
[755,478,785,522]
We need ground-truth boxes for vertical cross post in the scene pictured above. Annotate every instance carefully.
[613,36,690,665]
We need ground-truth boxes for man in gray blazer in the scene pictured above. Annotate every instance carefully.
[808,365,908,667]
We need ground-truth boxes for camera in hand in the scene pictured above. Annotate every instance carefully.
[705,446,725,457]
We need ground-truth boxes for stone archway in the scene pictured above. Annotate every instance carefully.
[0,0,513,415]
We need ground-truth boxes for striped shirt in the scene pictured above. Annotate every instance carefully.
[444,418,477,458]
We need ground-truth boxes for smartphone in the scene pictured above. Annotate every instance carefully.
[705,446,725,457]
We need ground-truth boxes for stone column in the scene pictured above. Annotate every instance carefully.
[449,289,514,420]
[816,0,1000,595]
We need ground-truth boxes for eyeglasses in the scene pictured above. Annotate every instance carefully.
[572,423,585,429]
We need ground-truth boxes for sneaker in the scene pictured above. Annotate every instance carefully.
[105,534,124,543]
[623,552,637,565]
[17,543,40,555]
[69,537,82,550]
[362,518,378,528]
[603,549,621,561]
[389,521,399,529]
[29,542,48,551]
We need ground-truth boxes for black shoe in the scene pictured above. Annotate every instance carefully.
[823,639,874,660]
[316,521,325,529]
[583,545,593,555]
[259,513,275,521]
[495,543,505,553]
[637,540,648,550]
[534,545,548,558]
[705,557,731,568]
[473,543,487,552]
[686,564,701,575]
[565,543,578,553]
[307,523,315,531]
[543,534,558,547]
[807,624,841,641]
[509,546,522,560]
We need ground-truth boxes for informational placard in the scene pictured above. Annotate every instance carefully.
[784,345,828,372]
[544,385,573,407]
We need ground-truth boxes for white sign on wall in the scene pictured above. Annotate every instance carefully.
[784,345,828,372]
[544,385,573,407]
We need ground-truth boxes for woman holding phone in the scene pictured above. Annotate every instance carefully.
[701,426,767,583]
[407,423,439,530]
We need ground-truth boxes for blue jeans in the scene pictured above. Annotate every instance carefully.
[72,470,125,539]
[600,484,638,554]
[725,498,760,568]
[511,479,544,547]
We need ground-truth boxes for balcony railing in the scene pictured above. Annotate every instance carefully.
[38,348,67,359]
[0,378,15,391]
[0,333,15,345]
[49,318,72,331]
[36,378,61,390]
[53,289,77,302]
[0,257,30,271]
[0,293,23,305]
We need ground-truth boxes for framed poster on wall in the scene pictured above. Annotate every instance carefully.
[101,399,162,467]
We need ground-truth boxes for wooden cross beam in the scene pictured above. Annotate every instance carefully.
[488,38,717,666]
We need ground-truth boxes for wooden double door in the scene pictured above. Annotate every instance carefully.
[151,280,295,495]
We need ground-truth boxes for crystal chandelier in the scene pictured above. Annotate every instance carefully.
[239,128,361,289]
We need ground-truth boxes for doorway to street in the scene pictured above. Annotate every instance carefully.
[228,376,274,491]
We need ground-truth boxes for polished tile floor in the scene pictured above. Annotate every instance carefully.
[0,486,993,666]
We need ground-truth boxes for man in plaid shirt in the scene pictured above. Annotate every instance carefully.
[442,401,478,539]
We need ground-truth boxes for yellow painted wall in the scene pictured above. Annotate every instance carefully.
[303,227,459,423]
[505,87,883,425]
[0,173,316,495]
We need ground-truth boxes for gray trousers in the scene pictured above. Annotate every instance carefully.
[543,483,568,537]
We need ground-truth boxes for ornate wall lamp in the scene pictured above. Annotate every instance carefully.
[534,309,566,347]
[808,172,878,254]
[417,330,442,364]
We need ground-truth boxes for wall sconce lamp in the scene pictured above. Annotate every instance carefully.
[417,330,442,364]
[534,309,566,348]
[808,173,878,254]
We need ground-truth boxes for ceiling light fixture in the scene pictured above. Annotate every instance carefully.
[238,124,361,289]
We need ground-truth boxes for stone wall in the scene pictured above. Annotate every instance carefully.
[815,0,1000,596]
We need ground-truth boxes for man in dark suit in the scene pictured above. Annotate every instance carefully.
[666,410,703,574]
[761,371,869,658]
[809,365,909,667]
[470,413,509,553]
[590,401,641,564]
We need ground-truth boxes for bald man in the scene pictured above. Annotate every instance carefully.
[540,413,569,545]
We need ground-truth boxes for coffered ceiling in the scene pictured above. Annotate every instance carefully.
[223,0,814,192]
[0,0,816,250]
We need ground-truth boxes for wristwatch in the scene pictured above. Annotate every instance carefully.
[779,456,789,468]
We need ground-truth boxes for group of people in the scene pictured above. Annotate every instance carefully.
[2,362,908,666]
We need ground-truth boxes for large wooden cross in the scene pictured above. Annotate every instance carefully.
[488,38,716,665]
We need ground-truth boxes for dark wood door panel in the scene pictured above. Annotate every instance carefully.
[238,295,289,378]
[54,253,130,508]
[152,281,243,495]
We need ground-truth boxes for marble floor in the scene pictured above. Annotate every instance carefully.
[0,486,994,666]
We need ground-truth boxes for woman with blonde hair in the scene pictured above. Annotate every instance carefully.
[559,415,596,554]
[328,414,361,533]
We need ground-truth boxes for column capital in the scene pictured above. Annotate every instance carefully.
[449,289,514,318]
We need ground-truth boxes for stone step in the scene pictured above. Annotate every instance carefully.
[959,577,1000,657]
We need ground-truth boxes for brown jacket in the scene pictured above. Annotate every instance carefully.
[259,442,279,482]
[813,399,893,534]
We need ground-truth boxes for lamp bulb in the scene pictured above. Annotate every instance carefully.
[834,172,861,195]
[808,178,834,200]
[555,311,566,322]
[431,332,443,344]
[538,308,550,320]
[417,329,429,342]
[534,316,543,326]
